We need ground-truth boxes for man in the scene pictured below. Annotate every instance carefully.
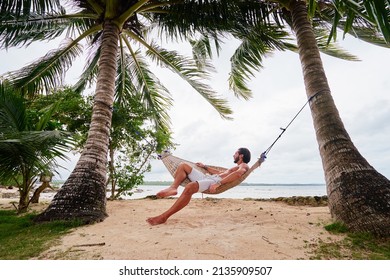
[146,148,251,225]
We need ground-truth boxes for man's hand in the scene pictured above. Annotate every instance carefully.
[260,152,267,163]
[209,183,219,193]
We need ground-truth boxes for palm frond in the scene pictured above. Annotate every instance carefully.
[0,130,73,180]
[150,0,267,40]
[0,89,74,182]
[35,101,61,131]
[116,41,138,105]
[0,0,61,17]
[5,38,83,96]
[148,43,233,119]
[72,0,104,14]
[124,30,232,120]
[361,0,390,43]
[346,26,390,47]
[323,0,390,44]
[120,36,173,130]
[314,27,360,60]
[73,41,101,93]
[0,9,75,49]
[229,23,296,99]
[341,22,390,48]
[0,84,27,132]
[20,130,74,160]
[189,35,224,70]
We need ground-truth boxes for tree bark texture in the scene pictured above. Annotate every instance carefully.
[35,22,120,224]
[290,0,390,236]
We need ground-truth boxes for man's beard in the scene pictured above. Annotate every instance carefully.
[234,157,238,163]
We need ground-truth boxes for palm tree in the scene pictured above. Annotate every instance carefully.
[3,1,388,235]
[226,1,389,236]
[287,1,390,236]
[0,84,73,213]
[167,0,390,235]
[1,1,255,223]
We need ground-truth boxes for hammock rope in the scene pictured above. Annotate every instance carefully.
[158,89,326,194]
[263,89,326,156]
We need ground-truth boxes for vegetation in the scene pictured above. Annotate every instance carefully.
[204,0,390,235]
[106,95,173,199]
[26,87,92,148]
[311,222,390,260]
[0,209,81,260]
[1,1,389,236]
[28,88,173,200]
[1,0,231,224]
[0,86,74,213]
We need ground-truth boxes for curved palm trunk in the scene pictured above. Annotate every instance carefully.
[289,0,390,236]
[30,181,51,204]
[35,22,120,223]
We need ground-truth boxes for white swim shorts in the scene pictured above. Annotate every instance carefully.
[187,168,222,193]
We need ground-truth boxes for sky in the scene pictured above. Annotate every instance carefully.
[1,34,389,184]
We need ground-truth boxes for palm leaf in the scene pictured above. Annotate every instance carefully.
[0,84,27,132]
[120,37,173,129]
[5,38,83,96]
[150,0,266,39]
[0,0,61,17]
[124,30,232,119]
[324,0,390,44]
[229,23,296,99]
[73,41,101,93]
[342,23,390,48]
[0,9,70,49]
[0,130,72,180]
[0,92,74,182]
[362,0,390,43]
[35,101,61,131]
[314,28,361,60]
[189,35,223,70]
[116,40,138,105]
[147,42,233,120]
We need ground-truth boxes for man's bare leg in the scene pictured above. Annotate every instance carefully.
[147,182,198,225]
[156,163,193,198]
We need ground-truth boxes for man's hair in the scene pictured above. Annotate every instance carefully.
[238,147,251,163]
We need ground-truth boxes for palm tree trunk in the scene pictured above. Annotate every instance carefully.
[289,0,390,236]
[18,175,33,213]
[35,21,120,223]
[30,181,51,204]
[18,187,30,213]
[108,143,116,200]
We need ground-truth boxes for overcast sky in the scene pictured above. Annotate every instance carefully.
[1,34,389,184]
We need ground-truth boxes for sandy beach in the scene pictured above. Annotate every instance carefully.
[0,193,342,260]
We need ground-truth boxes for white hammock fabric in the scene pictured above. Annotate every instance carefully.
[158,151,265,194]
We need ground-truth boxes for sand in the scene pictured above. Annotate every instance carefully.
[2,196,339,260]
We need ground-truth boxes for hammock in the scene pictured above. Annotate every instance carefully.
[158,151,265,194]
[154,91,326,194]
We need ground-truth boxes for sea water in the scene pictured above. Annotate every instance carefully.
[42,182,327,200]
[125,183,327,200]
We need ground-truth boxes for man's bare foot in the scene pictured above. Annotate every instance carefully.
[146,215,167,226]
[156,187,177,198]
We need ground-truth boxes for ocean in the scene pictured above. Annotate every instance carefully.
[125,183,327,200]
[44,182,327,200]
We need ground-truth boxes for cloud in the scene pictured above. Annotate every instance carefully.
[1,35,389,184]
[144,36,390,184]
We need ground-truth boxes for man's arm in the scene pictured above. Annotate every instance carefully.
[208,164,249,193]
[195,163,225,175]
[219,164,248,184]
